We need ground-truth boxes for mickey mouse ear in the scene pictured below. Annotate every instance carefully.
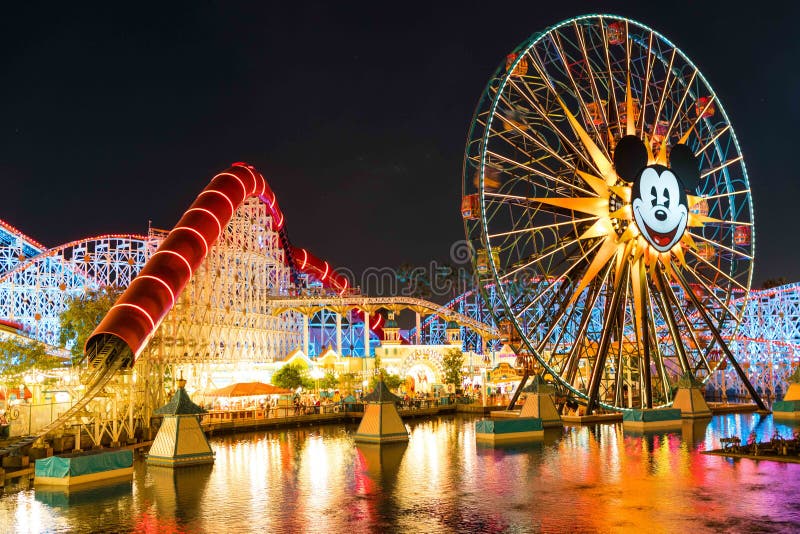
[613,135,648,183]
[669,144,700,191]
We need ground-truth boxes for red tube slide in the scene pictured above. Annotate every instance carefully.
[86,163,378,363]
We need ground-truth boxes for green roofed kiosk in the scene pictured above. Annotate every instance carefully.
[147,378,215,467]
[671,373,712,419]
[774,366,800,420]
[353,380,409,444]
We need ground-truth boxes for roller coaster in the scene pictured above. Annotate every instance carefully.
[0,164,496,455]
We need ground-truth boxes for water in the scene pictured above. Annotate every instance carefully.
[2,414,799,533]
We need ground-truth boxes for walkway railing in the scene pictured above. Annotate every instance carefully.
[201,396,474,425]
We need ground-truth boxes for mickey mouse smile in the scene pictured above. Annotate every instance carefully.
[634,203,686,249]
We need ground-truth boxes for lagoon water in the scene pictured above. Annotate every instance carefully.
[2,414,799,533]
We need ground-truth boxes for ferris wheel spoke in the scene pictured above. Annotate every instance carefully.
[649,47,677,139]
[684,248,749,293]
[500,234,597,282]
[525,47,613,177]
[676,266,740,320]
[485,199,581,223]
[700,155,744,179]
[635,31,655,135]
[484,149,597,197]
[653,265,691,374]
[488,216,596,239]
[561,268,610,383]
[543,298,582,365]
[598,16,626,139]
[657,268,713,374]
[698,188,750,202]
[587,261,630,409]
[549,30,612,160]
[516,239,603,315]
[573,21,612,134]
[494,91,596,182]
[528,281,580,354]
[687,230,752,261]
[694,124,731,157]
[506,73,600,174]
[674,93,716,145]
[659,68,698,148]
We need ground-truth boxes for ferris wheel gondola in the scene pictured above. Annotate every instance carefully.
[463,14,764,411]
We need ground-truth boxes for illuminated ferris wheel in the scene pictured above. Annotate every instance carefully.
[462,14,763,411]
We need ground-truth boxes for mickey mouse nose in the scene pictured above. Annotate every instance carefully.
[654,209,667,221]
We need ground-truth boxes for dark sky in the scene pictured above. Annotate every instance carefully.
[1,1,798,287]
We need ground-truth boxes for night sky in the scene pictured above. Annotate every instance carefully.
[2,1,799,288]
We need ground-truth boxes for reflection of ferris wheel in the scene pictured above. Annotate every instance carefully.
[462,14,764,411]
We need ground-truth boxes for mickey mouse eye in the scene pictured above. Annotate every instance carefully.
[663,188,670,209]
[650,186,657,206]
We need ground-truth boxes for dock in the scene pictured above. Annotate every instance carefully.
[703,449,800,464]
[0,466,35,489]
[561,413,623,424]
[708,402,761,414]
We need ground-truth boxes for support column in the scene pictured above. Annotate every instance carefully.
[482,366,487,407]
[336,313,342,355]
[416,312,421,344]
[303,314,310,356]
[363,311,370,357]
[626,362,633,409]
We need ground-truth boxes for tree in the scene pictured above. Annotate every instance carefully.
[271,363,312,391]
[442,348,464,389]
[369,368,403,391]
[762,277,789,290]
[59,286,124,365]
[0,336,63,395]
[337,372,359,396]
[319,370,339,390]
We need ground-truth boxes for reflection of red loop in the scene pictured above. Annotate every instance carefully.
[9,408,19,420]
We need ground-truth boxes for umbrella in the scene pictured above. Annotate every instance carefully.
[207,382,291,397]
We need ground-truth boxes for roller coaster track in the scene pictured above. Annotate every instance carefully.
[269,295,499,339]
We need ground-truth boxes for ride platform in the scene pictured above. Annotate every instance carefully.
[772,400,800,420]
[707,402,760,414]
[703,434,800,463]
[561,412,622,424]
[773,381,800,419]
[34,449,133,487]
[622,408,682,430]
[475,417,544,444]
[672,387,712,418]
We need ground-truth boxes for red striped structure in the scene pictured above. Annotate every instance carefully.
[86,163,358,362]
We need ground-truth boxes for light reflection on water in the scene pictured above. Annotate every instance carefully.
[1,413,799,533]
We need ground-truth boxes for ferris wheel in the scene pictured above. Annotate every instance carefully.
[462,14,764,411]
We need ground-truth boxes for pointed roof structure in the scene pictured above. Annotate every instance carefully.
[148,378,215,467]
[354,380,408,444]
[363,380,402,403]
[155,379,206,415]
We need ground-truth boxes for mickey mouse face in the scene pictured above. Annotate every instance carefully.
[632,165,687,252]
[614,136,699,253]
